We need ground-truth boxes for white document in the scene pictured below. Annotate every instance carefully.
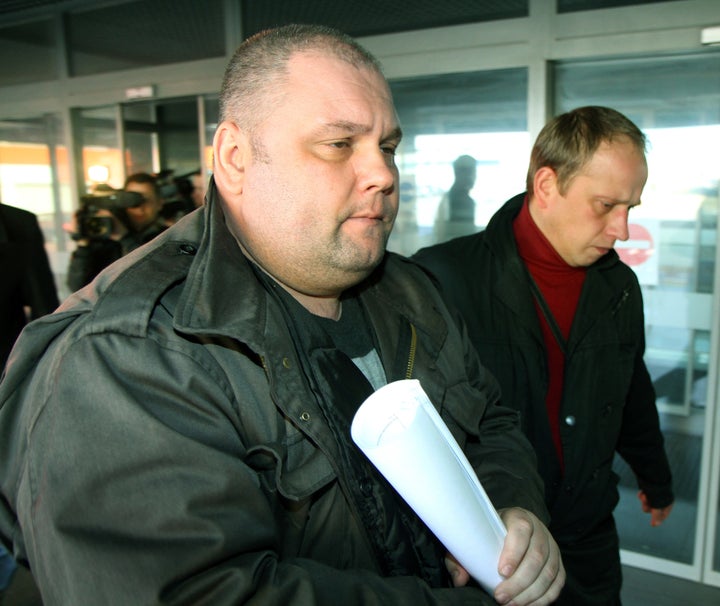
[350,379,506,593]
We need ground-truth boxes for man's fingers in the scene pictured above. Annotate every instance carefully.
[444,553,470,587]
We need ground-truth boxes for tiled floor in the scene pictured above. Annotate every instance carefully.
[621,565,720,605]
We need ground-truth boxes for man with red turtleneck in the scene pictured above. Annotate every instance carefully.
[414,106,674,606]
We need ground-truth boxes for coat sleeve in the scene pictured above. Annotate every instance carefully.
[613,278,674,508]
[5,327,498,606]
[615,329,674,508]
[438,304,549,523]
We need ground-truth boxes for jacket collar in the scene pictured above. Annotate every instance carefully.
[173,179,448,363]
[173,178,269,349]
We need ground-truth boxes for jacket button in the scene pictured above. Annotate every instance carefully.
[282,357,292,369]
[178,243,197,255]
[564,415,576,426]
[300,411,310,422]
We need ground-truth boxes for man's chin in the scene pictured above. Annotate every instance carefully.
[337,246,386,281]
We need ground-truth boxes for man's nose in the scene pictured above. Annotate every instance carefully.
[608,207,630,241]
[356,148,396,194]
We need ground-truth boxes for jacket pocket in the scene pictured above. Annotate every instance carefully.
[245,422,336,501]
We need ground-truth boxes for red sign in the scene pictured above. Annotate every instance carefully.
[617,223,654,266]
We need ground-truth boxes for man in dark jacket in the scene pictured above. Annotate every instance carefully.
[414,106,674,605]
[0,25,564,605]
[0,202,58,369]
[66,171,167,291]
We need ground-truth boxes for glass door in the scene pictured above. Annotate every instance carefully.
[555,51,720,582]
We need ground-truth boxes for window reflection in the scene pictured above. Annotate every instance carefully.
[388,69,529,255]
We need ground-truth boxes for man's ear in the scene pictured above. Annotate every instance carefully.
[212,121,249,196]
[532,166,558,210]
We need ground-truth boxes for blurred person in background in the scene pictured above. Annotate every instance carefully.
[434,154,478,241]
[66,172,167,291]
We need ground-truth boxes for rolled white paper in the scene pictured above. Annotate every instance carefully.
[351,379,506,593]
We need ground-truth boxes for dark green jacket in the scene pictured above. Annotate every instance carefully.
[0,181,546,605]
[414,193,674,544]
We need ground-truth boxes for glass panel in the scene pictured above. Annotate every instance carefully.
[716,471,720,572]
[124,129,155,176]
[203,95,218,175]
[555,52,720,566]
[387,68,529,256]
[0,114,70,298]
[79,106,124,190]
[156,99,200,177]
[200,95,219,199]
[154,98,201,222]
[67,0,224,77]
[123,103,156,176]
[122,98,202,179]
[0,19,56,86]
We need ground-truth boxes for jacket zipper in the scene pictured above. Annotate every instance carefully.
[611,288,630,315]
[405,323,417,380]
[261,324,417,382]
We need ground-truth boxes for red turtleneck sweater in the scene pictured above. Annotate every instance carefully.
[512,198,587,471]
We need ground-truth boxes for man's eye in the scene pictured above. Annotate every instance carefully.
[329,141,350,149]
[381,144,397,156]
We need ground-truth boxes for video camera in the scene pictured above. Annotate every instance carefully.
[77,188,145,239]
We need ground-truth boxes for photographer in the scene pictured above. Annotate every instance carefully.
[67,172,167,292]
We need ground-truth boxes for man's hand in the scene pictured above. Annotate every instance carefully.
[637,490,674,527]
[444,507,564,605]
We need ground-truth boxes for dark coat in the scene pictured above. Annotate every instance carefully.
[0,181,546,605]
[413,193,674,544]
[0,204,59,368]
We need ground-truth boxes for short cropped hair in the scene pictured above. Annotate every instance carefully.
[526,106,647,196]
[220,24,385,134]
